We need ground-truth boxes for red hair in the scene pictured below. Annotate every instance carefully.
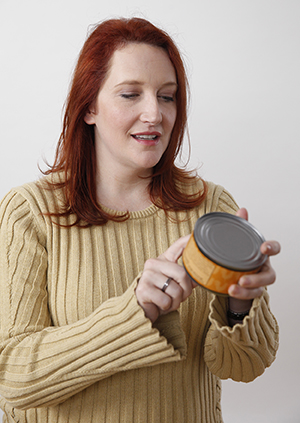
[44,17,207,226]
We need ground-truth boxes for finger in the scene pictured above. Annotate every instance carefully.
[239,262,276,289]
[143,259,187,283]
[156,262,194,301]
[160,234,191,263]
[160,278,184,311]
[260,240,281,256]
[228,283,264,300]
[235,207,248,221]
[137,268,181,308]
[142,258,194,301]
[228,258,276,300]
[138,264,193,317]
[140,302,160,323]
[136,280,172,314]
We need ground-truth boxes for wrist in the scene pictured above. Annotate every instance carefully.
[227,298,253,326]
[228,297,253,313]
[227,309,249,321]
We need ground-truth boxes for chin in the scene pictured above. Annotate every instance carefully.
[137,151,165,169]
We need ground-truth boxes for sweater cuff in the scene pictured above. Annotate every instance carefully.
[152,311,187,358]
[204,289,279,382]
[208,289,275,332]
[134,273,187,358]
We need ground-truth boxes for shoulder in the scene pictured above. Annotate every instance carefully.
[0,173,65,236]
[204,181,239,214]
[0,181,41,219]
[0,184,46,246]
[178,177,239,214]
[5,171,66,207]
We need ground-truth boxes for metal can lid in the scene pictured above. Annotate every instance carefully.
[194,212,267,271]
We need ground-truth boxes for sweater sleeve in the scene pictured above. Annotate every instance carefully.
[203,185,279,382]
[204,290,279,382]
[0,190,186,410]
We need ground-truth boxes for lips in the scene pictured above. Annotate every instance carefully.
[131,131,161,142]
[133,134,158,140]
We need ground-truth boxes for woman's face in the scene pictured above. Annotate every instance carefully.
[84,42,177,177]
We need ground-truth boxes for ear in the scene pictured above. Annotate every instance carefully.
[84,110,96,125]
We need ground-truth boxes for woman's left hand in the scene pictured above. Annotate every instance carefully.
[228,208,281,301]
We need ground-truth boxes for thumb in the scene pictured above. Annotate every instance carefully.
[161,234,191,263]
[235,207,248,221]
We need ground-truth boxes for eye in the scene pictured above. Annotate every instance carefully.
[121,93,139,99]
[158,95,175,103]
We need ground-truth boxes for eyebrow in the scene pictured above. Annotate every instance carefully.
[115,80,178,88]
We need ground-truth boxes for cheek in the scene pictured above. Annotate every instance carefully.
[106,106,136,131]
[166,108,177,132]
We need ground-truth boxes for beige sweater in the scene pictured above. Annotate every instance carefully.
[0,177,279,423]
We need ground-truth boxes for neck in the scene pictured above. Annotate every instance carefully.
[96,166,153,212]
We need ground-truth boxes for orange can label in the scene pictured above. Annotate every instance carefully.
[182,234,258,295]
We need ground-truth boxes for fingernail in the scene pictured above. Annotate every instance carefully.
[228,285,238,295]
[262,244,272,254]
[240,277,250,287]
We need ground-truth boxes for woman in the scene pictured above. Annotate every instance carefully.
[0,17,280,423]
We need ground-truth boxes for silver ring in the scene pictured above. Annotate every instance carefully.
[161,277,172,292]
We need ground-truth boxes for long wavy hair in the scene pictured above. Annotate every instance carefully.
[44,17,207,226]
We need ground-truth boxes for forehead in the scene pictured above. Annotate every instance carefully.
[105,43,177,85]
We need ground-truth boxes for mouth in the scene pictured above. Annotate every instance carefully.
[131,132,161,143]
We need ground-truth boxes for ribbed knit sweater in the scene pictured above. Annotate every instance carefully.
[0,177,279,423]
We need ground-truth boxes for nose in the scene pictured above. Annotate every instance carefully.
[139,96,162,125]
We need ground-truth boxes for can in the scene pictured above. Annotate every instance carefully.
[182,212,267,295]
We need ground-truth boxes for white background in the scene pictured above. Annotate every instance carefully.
[0,1,299,422]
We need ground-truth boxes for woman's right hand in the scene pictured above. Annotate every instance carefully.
[135,235,197,323]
